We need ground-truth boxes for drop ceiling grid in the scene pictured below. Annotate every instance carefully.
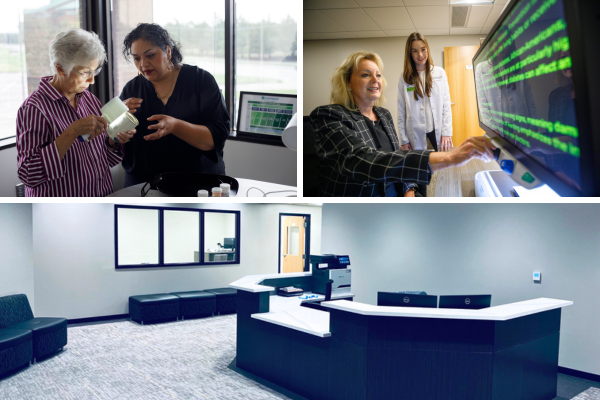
[304,1,506,40]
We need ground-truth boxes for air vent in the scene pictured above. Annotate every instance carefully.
[451,5,470,27]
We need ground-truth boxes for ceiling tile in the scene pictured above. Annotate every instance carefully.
[304,10,348,33]
[304,33,327,40]
[355,0,405,6]
[403,0,448,5]
[450,27,482,35]
[466,5,492,28]
[480,26,492,34]
[484,5,505,27]
[354,31,389,38]
[363,7,414,30]
[320,8,381,31]
[407,6,449,28]
[304,0,318,9]
[385,29,417,36]
[320,32,359,39]
[494,0,509,4]
[311,0,360,9]
[417,28,450,35]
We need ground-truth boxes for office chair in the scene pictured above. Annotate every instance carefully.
[303,115,321,197]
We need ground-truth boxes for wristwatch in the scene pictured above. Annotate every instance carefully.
[105,136,120,151]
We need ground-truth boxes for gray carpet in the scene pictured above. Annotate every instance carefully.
[0,314,598,400]
[0,315,289,400]
[572,388,600,400]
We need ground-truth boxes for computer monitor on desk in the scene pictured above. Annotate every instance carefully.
[377,292,438,308]
[439,295,492,310]
[223,238,235,250]
[472,0,600,196]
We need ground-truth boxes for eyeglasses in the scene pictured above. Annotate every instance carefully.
[74,67,102,79]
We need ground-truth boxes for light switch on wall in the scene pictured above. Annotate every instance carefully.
[533,271,542,283]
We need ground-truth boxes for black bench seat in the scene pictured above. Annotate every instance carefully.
[129,294,180,325]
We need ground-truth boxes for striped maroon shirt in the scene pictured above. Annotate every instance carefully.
[16,76,123,197]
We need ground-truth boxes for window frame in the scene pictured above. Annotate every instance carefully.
[114,204,241,269]
[278,213,311,273]
[1,0,295,150]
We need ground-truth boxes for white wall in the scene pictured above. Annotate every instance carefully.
[31,203,321,319]
[304,35,484,122]
[224,140,297,187]
[320,203,600,376]
[0,204,34,310]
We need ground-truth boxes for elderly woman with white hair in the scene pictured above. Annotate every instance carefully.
[16,28,135,197]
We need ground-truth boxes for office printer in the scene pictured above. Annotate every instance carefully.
[310,254,352,297]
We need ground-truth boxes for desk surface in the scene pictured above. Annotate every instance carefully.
[252,293,351,338]
[429,157,500,197]
[230,271,313,292]
[322,297,572,321]
[108,178,297,197]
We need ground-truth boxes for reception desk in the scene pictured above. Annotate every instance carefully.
[230,274,572,400]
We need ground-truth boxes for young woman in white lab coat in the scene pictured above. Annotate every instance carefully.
[397,32,453,154]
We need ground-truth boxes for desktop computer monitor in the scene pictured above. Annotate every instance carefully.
[377,292,438,308]
[438,295,491,310]
[223,238,236,250]
[472,0,600,196]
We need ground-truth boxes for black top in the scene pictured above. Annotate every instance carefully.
[119,64,230,182]
[370,118,395,152]
[365,117,397,196]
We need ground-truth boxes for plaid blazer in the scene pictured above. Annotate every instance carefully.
[310,104,432,197]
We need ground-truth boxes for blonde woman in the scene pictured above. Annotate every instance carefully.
[310,51,495,197]
[397,32,453,153]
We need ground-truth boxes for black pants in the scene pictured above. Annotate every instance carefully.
[416,130,437,197]
[427,130,438,151]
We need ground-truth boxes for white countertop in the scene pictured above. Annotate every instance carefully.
[229,272,313,293]
[251,293,354,338]
[230,273,355,337]
[108,179,297,197]
[321,297,573,321]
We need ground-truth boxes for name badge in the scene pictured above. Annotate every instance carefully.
[407,86,415,92]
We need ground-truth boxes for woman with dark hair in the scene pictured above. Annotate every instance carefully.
[119,23,230,187]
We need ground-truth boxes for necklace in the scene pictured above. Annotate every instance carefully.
[155,68,176,100]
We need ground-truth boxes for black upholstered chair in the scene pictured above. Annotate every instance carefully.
[303,115,321,197]
[0,329,32,376]
[204,288,238,315]
[170,291,216,320]
[129,294,180,325]
[0,294,67,363]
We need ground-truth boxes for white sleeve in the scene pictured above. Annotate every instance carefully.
[397,77,409,145]
[440,68,453,137]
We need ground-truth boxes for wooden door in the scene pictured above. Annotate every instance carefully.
[444,46,485,146]
[282,216,305,273]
